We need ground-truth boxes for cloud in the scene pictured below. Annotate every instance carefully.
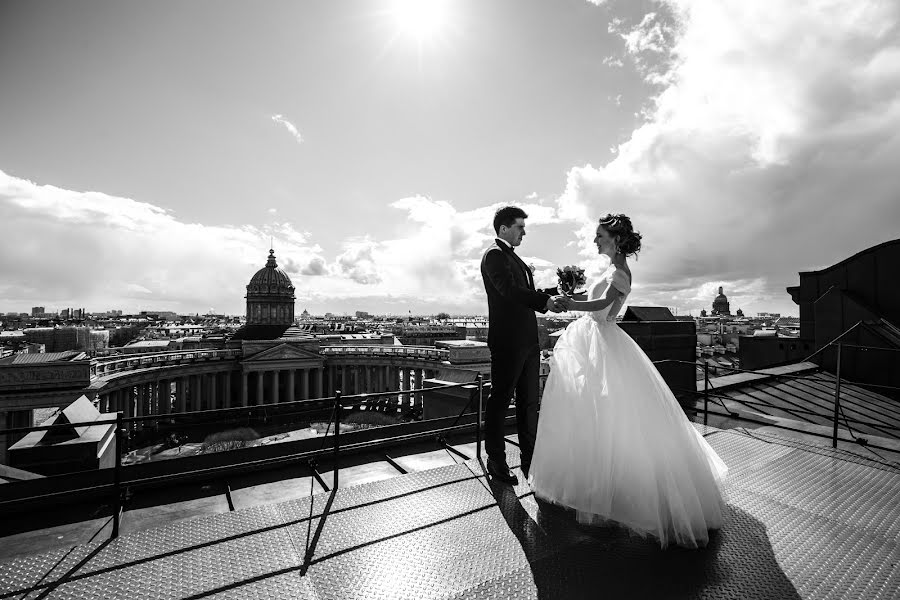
[300,257,327,276]
[271,114,304,144]
[603,56,624,68]
[311,196,562,308]
[559,0,900,315]
[0,169,327,313]
[125,283,153,294]
[0,171,561,315]
[336,239,382,285]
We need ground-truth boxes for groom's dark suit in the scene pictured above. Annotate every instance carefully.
[480,239,555,477]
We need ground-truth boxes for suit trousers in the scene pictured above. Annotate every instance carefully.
[485,342,541,474]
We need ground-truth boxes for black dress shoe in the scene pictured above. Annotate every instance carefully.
[520,463,530,480]
[487,459,518,485]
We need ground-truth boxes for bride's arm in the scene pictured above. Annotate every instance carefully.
[539,288,587,300]
[565,286,621,312]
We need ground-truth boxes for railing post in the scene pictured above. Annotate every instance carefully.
[476,374,483,461]
[112,411,123,539]
[703,362,709,427]
[333,391,342,491]
[832,343,843,448]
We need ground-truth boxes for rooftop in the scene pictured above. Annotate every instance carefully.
[0,425,897,599]
[0,350,86,365]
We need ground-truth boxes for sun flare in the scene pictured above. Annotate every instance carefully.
[391,0,449,42]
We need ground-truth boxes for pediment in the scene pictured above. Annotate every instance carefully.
[243,343,322,363]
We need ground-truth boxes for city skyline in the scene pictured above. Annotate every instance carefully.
[2,0,899,317]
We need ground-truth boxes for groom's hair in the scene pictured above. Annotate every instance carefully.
[493,206,528,234]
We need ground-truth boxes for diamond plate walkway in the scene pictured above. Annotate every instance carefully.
[1,424,899,599]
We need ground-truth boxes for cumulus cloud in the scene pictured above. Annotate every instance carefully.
[300,257,327,276]
[271,114,303,144]
[336,239,382,285]
[561,0,900,315]
[0,169,327,313]
[313,196,562,308]
[0,170,563,314]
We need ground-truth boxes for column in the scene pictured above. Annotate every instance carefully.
[177,377,187,412]
[241,372,249,407]
[287,369,295,403]
[390,367,400,391]
[256,370,265,405]
[224,371,232,408]
[134,385,143,418]
[400,368,409,406]
[271,370,280,404]
[142,383,151,417]
[158,380,169,414]
[373,367,384,410]
[414,370,424,407]
[316,367,324,398]
[124,387,134,419]
[341,366,349,395]
[188,375,199,411]
[365,366,373,394]
[209,372,217,409]
[143,383,151,415]
[300,369,309,400]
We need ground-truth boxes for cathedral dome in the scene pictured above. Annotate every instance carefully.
[244,249,296,327]
[712,286,731,316]
[247,250,295,297]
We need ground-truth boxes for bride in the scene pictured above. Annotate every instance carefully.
[528,214,728,548]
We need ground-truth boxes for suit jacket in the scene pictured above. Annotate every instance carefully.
[480,240,553,349]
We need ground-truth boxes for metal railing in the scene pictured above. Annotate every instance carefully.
[661,337,900,454]
[2,331,897,550]
[0,376,486,544]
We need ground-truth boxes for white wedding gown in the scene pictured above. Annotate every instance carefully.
[529,265,728,548]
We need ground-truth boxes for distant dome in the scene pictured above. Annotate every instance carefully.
[245,249,296,326]
[712,285,731,316]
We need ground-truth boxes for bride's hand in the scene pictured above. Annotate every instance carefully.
[553,295,573,311]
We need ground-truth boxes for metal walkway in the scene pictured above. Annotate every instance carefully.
[1,424,898,599]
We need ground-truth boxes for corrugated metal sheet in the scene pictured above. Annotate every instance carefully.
[8,351,84,364]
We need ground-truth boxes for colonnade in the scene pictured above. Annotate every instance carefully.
[97,363,445,426]
[98,366,327,420]
[322,364,440,411]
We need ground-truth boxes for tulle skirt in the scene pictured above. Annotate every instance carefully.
[529,315,728,548]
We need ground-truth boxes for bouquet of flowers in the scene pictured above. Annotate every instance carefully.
[556,265,586,295]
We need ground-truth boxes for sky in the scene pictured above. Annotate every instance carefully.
[1,0,898,317]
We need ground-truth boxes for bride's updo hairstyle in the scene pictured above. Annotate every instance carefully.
[599,213,642,257]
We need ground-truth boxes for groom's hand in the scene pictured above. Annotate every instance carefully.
[556,295,573,311]
[546,295,569,312]
[545,297,561,313]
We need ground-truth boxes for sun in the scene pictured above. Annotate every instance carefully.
[391,0,450,43]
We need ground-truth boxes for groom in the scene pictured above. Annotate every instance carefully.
[480,206,566,485]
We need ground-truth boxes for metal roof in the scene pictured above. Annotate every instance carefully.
[3,351,85,364]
